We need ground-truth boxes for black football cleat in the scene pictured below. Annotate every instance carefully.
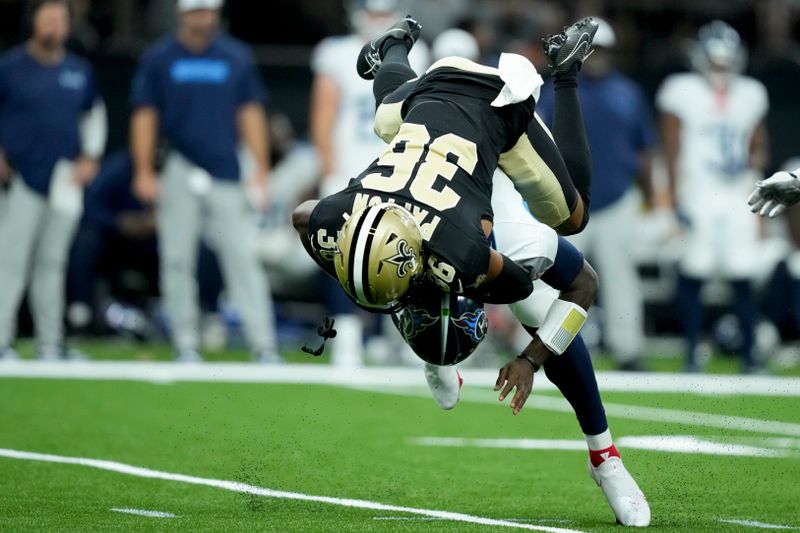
[542,17,599,75]
[356,15,422,80]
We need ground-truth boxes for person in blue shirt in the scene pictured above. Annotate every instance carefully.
[130,0,279,363]
[538,18,656,371]
[66,150,223,338]
[0,0,107,361]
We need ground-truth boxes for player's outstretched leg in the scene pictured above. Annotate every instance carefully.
[542,17,599,75]
[423,362,462,410]
[356,15,421,80]
[544,335,650,526]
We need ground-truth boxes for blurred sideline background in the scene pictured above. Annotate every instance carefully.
[1,0,800,374]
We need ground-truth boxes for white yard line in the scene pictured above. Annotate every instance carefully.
[352,386,800,438]
[0,361,798,396]
[719,519,799,530]
[411,436,794,458]
[110,508,177,518]
[0,448,585,533]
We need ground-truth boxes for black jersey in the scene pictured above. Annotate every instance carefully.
[309,60,535,293]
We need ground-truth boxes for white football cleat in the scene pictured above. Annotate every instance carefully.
[423,363,462,410]
[590,457,651,527]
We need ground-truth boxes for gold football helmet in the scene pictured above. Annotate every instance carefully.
[335,203,423,309]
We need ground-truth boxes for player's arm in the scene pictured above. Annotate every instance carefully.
[130,106,160,204]
[238,101,272,208]
[238,102,271,177]
[660,112,681,209]
[309,73,340,190]
[292,200,337,277]
[496,238,597,414]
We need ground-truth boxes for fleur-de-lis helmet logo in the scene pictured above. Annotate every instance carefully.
[385,239,418,278]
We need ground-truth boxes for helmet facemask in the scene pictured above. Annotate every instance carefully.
[691,20,747,89]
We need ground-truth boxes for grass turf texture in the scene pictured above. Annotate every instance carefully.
[1,377,798,532]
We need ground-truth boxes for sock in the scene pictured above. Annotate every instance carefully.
[677,274,703,364]
[372,43,416,104]
[382,40,411,63]
[731,279,756,368]
[550,62,591,214]
[585,428,613,451]
[589,443,621,467]
[542,333,608,435]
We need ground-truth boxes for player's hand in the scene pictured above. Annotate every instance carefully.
[246,168,271,211]
[133,171,160,205]
[73,156,99,186]
[118,211,157,240]
[494,357,535,415]
[748,171,800,218]
[0,150,13,185]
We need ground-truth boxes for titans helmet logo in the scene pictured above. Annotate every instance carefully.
[385,239,417,278]
[452,309,489,343]
[397,304,439,340]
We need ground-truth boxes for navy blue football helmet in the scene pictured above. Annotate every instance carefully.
[391,282,488,366]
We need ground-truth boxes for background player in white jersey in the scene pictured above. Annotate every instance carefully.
[309,0,429,366]
[0,0,107,361]
[657,20,769,372]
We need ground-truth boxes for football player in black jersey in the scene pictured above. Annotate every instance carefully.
[293,16,595,312]
[293,17,651,526]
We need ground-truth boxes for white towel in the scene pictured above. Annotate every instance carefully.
[49,159,83,218]
[491,53,544,108]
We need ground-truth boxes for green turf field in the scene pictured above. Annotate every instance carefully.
[1,366,799,532]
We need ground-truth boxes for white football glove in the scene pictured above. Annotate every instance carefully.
[747,170,800,218]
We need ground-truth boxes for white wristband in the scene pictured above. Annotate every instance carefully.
[79,100,108,159]
[536,299,587,355]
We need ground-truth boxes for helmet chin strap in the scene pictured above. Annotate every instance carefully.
[301,317,338,356]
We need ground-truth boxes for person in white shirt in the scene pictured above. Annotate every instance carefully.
[308,0,429,366]
[657,20,769,373]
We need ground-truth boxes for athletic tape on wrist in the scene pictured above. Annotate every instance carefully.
[536,299,587,355]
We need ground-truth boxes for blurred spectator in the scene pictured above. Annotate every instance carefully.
[256,113,319,286]
[0,0,106,361]
[657,21,769,373]
[308,0,429,366]
[130,0,279,363]
[538,18,656,371]
[66,150,223,338]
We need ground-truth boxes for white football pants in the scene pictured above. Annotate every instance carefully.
[159,151,277,353]
[0,177,81,349]
[567,189,644,362]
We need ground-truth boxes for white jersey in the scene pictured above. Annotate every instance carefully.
[311,35,430,192]
[656,72,768,203]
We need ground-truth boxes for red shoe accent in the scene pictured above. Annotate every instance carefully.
[456,370,463,389]
[589,444,621,467]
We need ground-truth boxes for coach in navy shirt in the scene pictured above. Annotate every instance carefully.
[538,19,656,371]
[0,0,107,360]
[130,0,279,363]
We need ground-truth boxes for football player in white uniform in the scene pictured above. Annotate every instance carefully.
[657,20,769,373]
[309,0,430,366]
